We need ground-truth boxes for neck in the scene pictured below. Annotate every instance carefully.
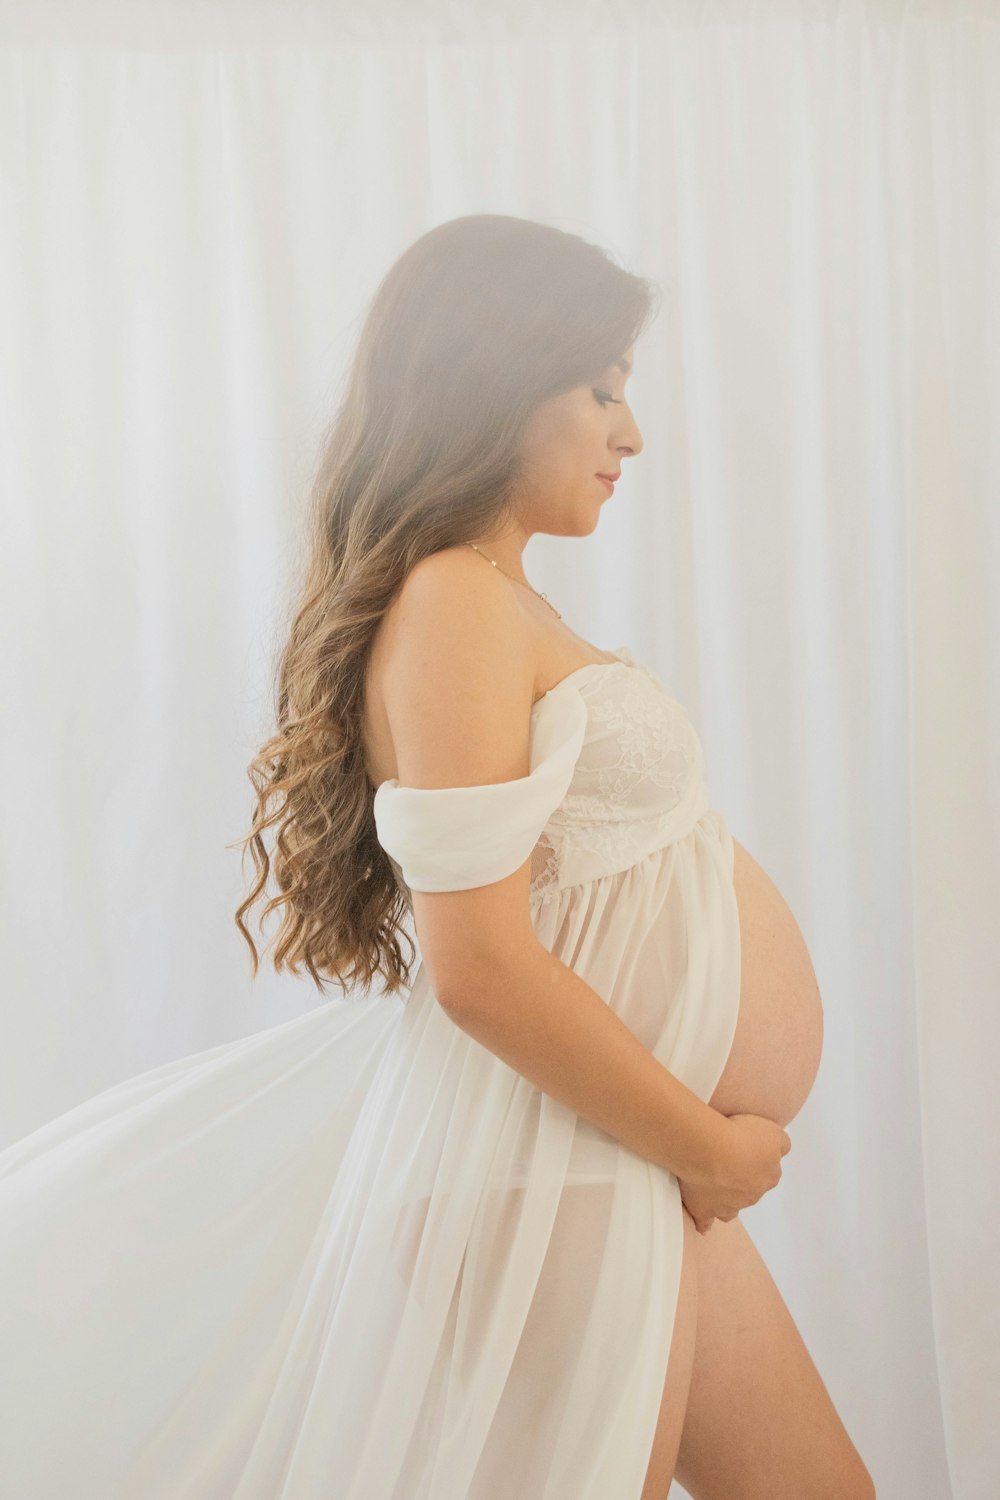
[466,533,531,588]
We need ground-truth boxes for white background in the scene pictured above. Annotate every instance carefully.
[1,2,996,1495]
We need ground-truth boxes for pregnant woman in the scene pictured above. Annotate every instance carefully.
[0,214,873,1498]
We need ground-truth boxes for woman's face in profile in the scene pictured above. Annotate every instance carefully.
[514,346,643,536]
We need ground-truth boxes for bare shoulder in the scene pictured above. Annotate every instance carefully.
[372,548,553,1001]
[398,544,523,626]
[369,546,537,791]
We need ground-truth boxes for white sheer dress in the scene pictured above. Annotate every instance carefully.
[0,644,740,1499]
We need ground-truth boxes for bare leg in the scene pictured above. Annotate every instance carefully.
[639,1206,699,1500]
[674,1215,875,1498]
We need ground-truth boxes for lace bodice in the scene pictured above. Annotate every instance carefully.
[372,646,711,914]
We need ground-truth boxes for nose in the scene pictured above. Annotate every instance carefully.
[614,410,643,462]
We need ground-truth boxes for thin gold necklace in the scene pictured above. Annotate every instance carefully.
[465,542,563,620]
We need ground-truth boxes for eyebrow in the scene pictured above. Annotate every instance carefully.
[615,356,632,375]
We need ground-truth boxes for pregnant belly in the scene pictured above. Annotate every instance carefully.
[708,837,824,1128]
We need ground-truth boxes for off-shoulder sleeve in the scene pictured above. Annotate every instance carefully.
[371,687,587,893]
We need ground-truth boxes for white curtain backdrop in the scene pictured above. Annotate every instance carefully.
[1,2,996,1496]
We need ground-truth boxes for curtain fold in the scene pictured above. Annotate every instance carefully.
[0,3,994,1495]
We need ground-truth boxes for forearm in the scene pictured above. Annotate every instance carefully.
[439,944,726,1181]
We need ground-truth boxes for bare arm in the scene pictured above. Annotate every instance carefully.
[375,545,725,1185]
[439,945,725,1182]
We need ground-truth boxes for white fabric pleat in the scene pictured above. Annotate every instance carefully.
[0,679,740,1498]
[372,682,588,893]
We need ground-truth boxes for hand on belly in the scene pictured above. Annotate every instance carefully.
[708,837,825,1128]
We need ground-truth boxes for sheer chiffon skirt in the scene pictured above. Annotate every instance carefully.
[0,813,738,1500]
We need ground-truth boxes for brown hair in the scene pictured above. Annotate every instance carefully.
[231,213,658,997]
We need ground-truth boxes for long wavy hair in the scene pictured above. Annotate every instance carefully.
[231,213,659,998]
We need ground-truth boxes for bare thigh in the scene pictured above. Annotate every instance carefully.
[673,1214,875,1499]
[639,1205,700,1500]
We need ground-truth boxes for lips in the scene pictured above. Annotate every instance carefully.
[596,472,621,482]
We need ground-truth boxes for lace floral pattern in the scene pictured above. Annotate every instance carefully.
[381,651,708,915]
[563,671,700,814]
[526,660,706,908]
[527,830,562,906]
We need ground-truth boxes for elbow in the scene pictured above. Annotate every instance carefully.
[432,965,501,1018]
[430,943,539,1020]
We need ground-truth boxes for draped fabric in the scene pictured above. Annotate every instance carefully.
[0,647,741,1497]
[3,10,994,1491]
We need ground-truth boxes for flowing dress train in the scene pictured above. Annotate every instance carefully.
[0,645,740,1499]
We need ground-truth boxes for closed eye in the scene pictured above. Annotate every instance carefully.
[593,389,624,406]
